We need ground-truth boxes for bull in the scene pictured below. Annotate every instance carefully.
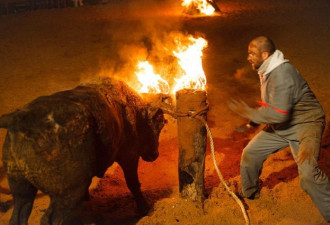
[0,77,166,225]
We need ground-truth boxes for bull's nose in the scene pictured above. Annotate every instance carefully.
[150,151,159,161]
[143,151,159,162]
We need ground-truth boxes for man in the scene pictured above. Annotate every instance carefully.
[229,36,330,222]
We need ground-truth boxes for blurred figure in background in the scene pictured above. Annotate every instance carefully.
[72,0,83,7]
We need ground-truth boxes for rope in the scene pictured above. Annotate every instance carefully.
[165,105,209,119]
[195,115,250,225]
[164,107,250,225]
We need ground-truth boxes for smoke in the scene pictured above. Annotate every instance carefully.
[85,0,206,92]
[233,66,251,81]
[116,30,207,92]
[91,0,198,91]
[83,0,216,94]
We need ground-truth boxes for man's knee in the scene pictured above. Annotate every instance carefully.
[240,147,252,167]
[240,145,261,167]
[299,164,329,186]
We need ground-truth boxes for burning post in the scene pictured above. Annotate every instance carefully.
[176,89,207,202]
[134,34,209,202]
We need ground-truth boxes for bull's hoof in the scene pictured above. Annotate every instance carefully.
[0,201,10,212]
[136,203,150,216]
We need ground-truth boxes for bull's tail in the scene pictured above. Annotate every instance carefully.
[0,111,19,129]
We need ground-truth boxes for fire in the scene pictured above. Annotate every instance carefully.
[173,36,208,92]
[182,0,215,15]
[135,61,170,94]
[134,35,208,94]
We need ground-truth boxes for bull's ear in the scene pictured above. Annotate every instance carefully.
[147,107,162,120]
[0,110,23,130]
[148,107,167,125]
[147,107,167,133]
[0,111,16,129]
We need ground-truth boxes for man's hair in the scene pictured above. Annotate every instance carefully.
[252,36,276,54]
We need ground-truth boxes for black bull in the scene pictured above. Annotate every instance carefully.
[0,78,166,225]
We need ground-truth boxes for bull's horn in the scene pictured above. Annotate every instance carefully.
[0,111,17,129]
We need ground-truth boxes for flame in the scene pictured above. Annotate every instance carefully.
[134,35,208,94]
[182,0,215,15]
[172,36,208,92]
[135,61,170,94]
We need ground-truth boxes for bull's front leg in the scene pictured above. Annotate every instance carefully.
[7,176,37,225]
[117,155,149,215]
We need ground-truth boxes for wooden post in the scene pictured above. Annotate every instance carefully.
[176,89,207,202]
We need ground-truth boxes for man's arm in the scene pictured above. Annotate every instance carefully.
[230,64,296,124]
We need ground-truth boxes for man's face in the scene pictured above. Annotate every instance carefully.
[247,42,264,71]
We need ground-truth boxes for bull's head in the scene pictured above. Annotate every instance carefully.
[137,107,166,162]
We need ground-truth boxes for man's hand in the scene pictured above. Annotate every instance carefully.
[228,99,252,119]
[235,121,260,133]
[235,123,251,132]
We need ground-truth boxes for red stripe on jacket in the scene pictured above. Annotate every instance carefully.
[256,101,289,114]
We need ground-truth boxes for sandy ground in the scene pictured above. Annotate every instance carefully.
[0,0,330,224]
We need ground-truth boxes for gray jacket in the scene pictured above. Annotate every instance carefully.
[249,62,325,130]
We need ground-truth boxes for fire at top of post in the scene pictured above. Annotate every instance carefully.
[134,35,208,95]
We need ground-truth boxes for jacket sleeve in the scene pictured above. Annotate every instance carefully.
[248,65,295,124]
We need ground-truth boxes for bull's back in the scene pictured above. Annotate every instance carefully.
[1,84,129,193]
[2,94,97,194]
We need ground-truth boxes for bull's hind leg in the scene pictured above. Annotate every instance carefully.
[41,185,88,225]
[8,177,37,225]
